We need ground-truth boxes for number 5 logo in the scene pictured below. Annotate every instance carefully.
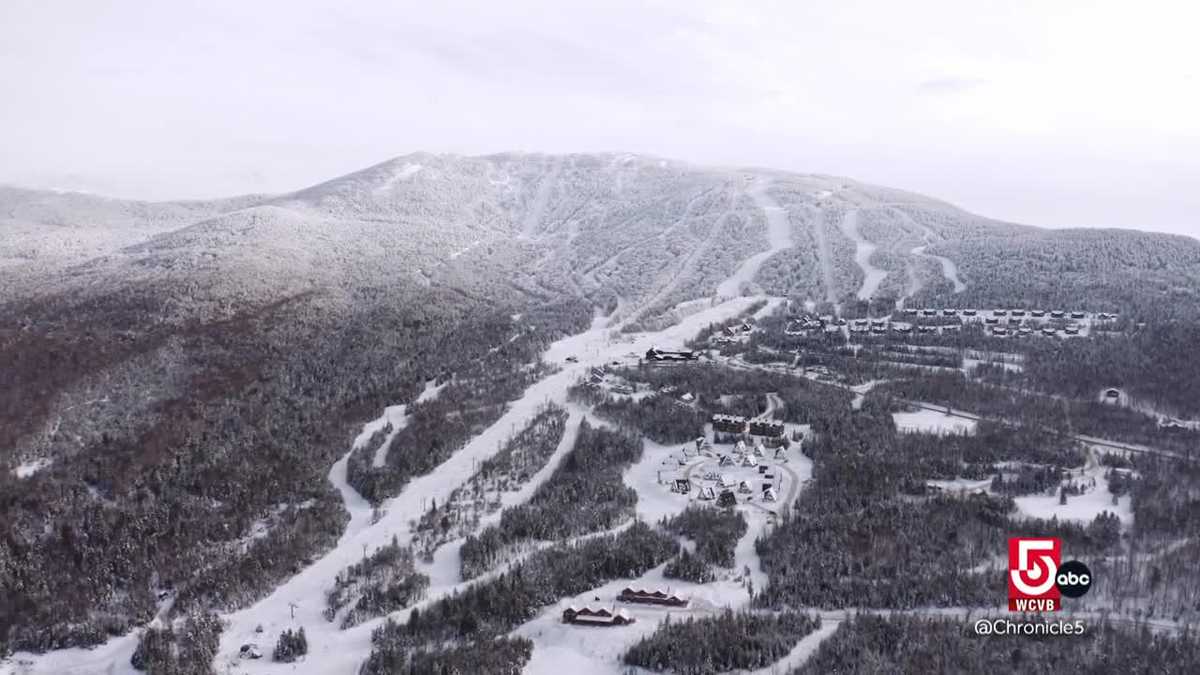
[1010,538,1059,595]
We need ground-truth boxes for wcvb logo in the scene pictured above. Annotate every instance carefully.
[1008,537,1092,612]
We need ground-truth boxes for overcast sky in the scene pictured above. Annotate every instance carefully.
[1,1,1196,236]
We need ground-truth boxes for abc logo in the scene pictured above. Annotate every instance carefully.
[1055,560,1092,598]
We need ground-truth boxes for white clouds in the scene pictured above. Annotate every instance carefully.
[0,0,1195,236]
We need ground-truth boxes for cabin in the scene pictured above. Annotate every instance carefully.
[618,587,688,607]
[1018,327,1033,336]
[1050,310,1066,319]
[562,606,635,626]
[903,308,918,316]
[984,317,999,325]
[1008,317,1022,325]
[741,454,759,468]
[1070,311,1086,319]
[922,309,937,316]
[1011,309,1026,317]
[718,454,736,467]
[697,486,716,501]
[962,309,978,316]
[1064,325,1081,335]
[991,327,1009,336]
[712,414,749,434]
[942,309,957,316]
[717,489,738,508]
[993,309,1008,316]
[1041,328,1057,336]
[762,487,778,502]
[918,325,937,334]
[646,347,699,362]
[1031,310,1046,317]
[672,478,692,494]
[738,480,753,494]
[893,324,913,334]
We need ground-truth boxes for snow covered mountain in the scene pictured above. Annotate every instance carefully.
[3,153,1200,674]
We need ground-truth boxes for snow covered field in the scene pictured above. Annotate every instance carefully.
[893,409,977,435]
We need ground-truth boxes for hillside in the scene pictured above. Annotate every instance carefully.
[2,152,1198,672]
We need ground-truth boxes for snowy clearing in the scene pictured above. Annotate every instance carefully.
[893,409,977,435]
[12,457,53,478]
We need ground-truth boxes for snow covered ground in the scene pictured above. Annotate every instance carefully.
[893,409,977,435]
[11,457,52,478]
[3,296,768,675]
[838,209,886,300]
[715,179,794,299]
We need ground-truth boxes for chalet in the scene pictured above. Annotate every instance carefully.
[942,324,961,332]
[718,454,736,468]
[697,486,717,500]
[1008,317,1022,325]
[852,319,869,328]
[1064,325,1081,335]
[1031,309,1046,317]
[991,327,1009,336]
[1018,327,1033,336]
[1011,309,1026,317]
[741,454,759,468]
[871,326,887,335]
[922,309,937,316]
[762,487,778,502]
[646,347,699,362]
[943,309,957,316]
[749,419,785,438]
[718,475,737,488]
[712,414,749,434]
[993,309,1008,316]
[903,308,919,316]
[703,470,722,481]
[774,447,788,460]
[717,489,738,508]
[672,478,692,494]
[562,606,635,626]
[1050,310,1066,319]
[738,480,753,494]
[618,587,688,607]
[1041,327,1057,336]
[893,324,913,334]
[962,309,978,316]
[984,317,999,325]
[1070,311,1086,319]
[918,325,937,334]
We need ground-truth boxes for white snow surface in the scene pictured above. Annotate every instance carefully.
[12,457,52,478]
[893,409,977,435]
[2,296,766,675]
[716,179,794,298]
[838,209,886,300]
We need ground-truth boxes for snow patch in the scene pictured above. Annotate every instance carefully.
[13,457,53,478]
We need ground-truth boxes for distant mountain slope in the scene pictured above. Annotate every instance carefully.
[1,152,1197,658]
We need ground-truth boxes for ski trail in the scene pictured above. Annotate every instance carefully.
[810,205,838,303]
[838,209,886,300]
[520,157,562,239]
[911,244,966,293]
[890,207,966,294]
[715,178,793,299]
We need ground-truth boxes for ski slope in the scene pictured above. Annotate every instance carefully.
[716,179,794,299]
[838,209,886,300]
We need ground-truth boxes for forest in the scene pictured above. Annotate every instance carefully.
[410,405,568,561]
[661,504,748,569]
[793,613,1200,674]
[324,536,430,628]
[623,610,820,674]
[458,421,642,578]
[362,522,677,673]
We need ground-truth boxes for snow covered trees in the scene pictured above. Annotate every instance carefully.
[272,626,307,663]
[624,609,820,674]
